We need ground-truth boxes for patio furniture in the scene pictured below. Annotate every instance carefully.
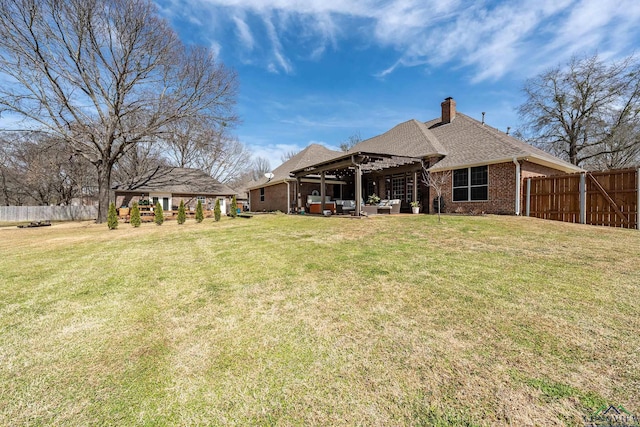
[375,199,402,214]
[361,205,378,215]
[361,199,402,215]
[335,200,356,215]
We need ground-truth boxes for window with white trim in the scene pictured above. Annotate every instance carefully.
[453,166,488,201]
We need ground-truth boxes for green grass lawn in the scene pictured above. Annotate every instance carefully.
[1,214,639,426]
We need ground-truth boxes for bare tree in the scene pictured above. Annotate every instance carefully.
[422,165,451,223]
[0,136,25,205]
[252,157,272,181]
[340,131,362,152]
[195,134,253,184]
[518,54,640,168]
[112,140,166,187]
[163,116,219,168]
[0,0,238,221]
[280,149,299,163]
[0,132,94,205]
[161,117,251,183]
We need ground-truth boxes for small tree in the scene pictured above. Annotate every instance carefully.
[422,166,451,223]
[230,195,237,218]
[214,198,221,222]
[130,201,141,228]
[339,131,362,152]
[107,202,118,230]
[154,201,164,225]
[177,200,186,224]
[195,199,204,223]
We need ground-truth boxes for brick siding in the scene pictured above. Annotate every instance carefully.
[250,181,337,213]
[432,161,568,215]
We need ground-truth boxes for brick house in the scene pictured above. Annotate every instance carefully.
[421,98,583,214]
[248,144,343,213]
[255,98,583,215]
[113,167,237,215]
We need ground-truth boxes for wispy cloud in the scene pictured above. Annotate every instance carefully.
[162,0,640,80]
[231,14,255,50]
[262,12,293,74]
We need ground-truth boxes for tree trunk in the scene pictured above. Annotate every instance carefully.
[95,162,112,223]
[569,139,579,165]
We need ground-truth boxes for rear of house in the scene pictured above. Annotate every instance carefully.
[252,97,582,216]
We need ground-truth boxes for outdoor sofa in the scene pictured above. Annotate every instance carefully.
[362,199,401,215]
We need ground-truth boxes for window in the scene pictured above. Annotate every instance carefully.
[260,188,265,202]
[452,166,488,201]
[392,175,405,200]
[406,175,414,203]
[196,196,206,206]
[366,180,375,198]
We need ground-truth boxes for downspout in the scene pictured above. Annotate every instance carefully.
[286,181,291,214]
[513,158,521,216]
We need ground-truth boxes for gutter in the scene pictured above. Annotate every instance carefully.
[428,155,584,174]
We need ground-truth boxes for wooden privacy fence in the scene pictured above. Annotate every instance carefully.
[0,206,97,222]
[525,168,639,229]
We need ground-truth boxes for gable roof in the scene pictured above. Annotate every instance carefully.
[348,119,447,158]
[113,167,237,196]
[425,113,582,173]
[250,144,342,188]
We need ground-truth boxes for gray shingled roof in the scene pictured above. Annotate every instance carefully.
[251,144,343,187]
[348,119,447,158]
[113,167,237,195]
[425,114,582,172]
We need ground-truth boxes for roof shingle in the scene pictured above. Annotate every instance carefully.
[425,114,582,172]
[348,119,447,158]
[255,144,343,185]
[113,167,237,195]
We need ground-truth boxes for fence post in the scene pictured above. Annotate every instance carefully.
[579,172,586,225]
[525,178,530,217]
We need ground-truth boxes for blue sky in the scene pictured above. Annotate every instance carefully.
[155,0,640,171]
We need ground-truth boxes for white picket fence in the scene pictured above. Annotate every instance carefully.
[0,206,97,222]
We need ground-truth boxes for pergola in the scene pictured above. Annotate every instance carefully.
[290,151,423,215]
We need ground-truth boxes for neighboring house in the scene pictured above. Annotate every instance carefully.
[113,167,237,214]
[248,144,343,213]
[232,179,258,212]
[287,97,583,215]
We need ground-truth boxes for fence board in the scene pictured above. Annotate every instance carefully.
[0,206,97,222]
[526,168,638,229]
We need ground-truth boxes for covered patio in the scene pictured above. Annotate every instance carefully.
[290,151,427,216]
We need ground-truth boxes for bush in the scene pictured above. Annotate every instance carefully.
[130,201,141,227]
[195,200,204,223]
[108,202,118,230]
[214,199,221,222]
[230,195,237,218]
[154,202,164,225]
[177,200,186,225]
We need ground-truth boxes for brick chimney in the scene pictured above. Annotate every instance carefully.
[441,97,456,124]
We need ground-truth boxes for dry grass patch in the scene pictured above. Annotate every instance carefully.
[0,214,638,426]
